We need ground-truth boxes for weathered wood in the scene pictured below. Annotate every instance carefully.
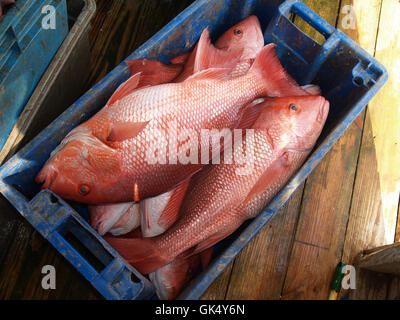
[341,0,400,300]
[280,0,363,300]
[224,186,305,299]
[364,0,400,244]
[85,0,195,89]
[292,0,340,45]
[200,264,233,300]
[387,276,400,300]
[0,0,195,300]
[358,243,400,275]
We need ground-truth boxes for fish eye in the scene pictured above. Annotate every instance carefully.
[79,184,91,196]
[233,28,242,35]
[289,104,297,111]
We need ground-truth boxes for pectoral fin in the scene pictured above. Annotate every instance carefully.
[107,121,149,142]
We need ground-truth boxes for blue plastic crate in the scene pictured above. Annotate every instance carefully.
[0,0,388,300]
[0,0,69,151]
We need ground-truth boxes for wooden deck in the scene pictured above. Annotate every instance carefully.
[0,0,399,299]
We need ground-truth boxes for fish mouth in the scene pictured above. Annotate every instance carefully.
[36,165,58,190]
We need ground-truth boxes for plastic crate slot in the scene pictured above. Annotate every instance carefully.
[63,230,107,274]
[291,13,327,45]
[67,220,114,267]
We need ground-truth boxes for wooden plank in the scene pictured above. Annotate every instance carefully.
[341,0,400,299]
[292,0,340,45]
[397,201,400,243]
[200,264,233,300]
[358,243,400,275]
[281,123,362,300]
[387,276,400,300]
[364,0,400,244]
[224,187,305,299]
[85,0,195,89]
[279,0,375,300]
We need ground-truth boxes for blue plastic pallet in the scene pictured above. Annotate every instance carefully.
[0,0,388,300]
[0,0,69,151]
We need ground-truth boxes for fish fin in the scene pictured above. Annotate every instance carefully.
[199,247,214,270]
[104,236,169,274]
[107,121,149,142]
[89,203,133,236]
[242,152,292,206]
[301,84,321,95]
[158,180,190,229]
[249,44,307,97]
[140,180,189,238]
[170,52,190,64]
[109,203,141,236]
[106,72,141,106]
[185,67,231,82]
[125,59,183,87]
[193,28,243,74]
[140,192,170,238]
[236,99,265,129]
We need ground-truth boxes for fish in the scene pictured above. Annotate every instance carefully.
[149,247,213,300]
[89,202,140,236]
[36,39,311,204]
[88,17,266,236]
[122,228,214,300]
[126,15,265,85]
[105,95,330,274]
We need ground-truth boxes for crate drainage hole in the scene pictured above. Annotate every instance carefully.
[353,76,364,87]
[64,232,106,273]
[50,194,59,204]
[130,273,141,283]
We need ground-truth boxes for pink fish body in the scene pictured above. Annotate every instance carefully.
[88,16,266,235]
[106,95,330,274]
[149,247,213,300]
[36,41,309,204]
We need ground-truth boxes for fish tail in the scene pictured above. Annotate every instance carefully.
[249,43,307,97]
[104,236,170,274]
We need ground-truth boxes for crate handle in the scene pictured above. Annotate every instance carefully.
[280,0,336,40]
[27,190,154,299]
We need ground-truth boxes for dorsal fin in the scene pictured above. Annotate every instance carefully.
[106,73,141,106]
[184,68,231,82]
[193,28,244,74]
